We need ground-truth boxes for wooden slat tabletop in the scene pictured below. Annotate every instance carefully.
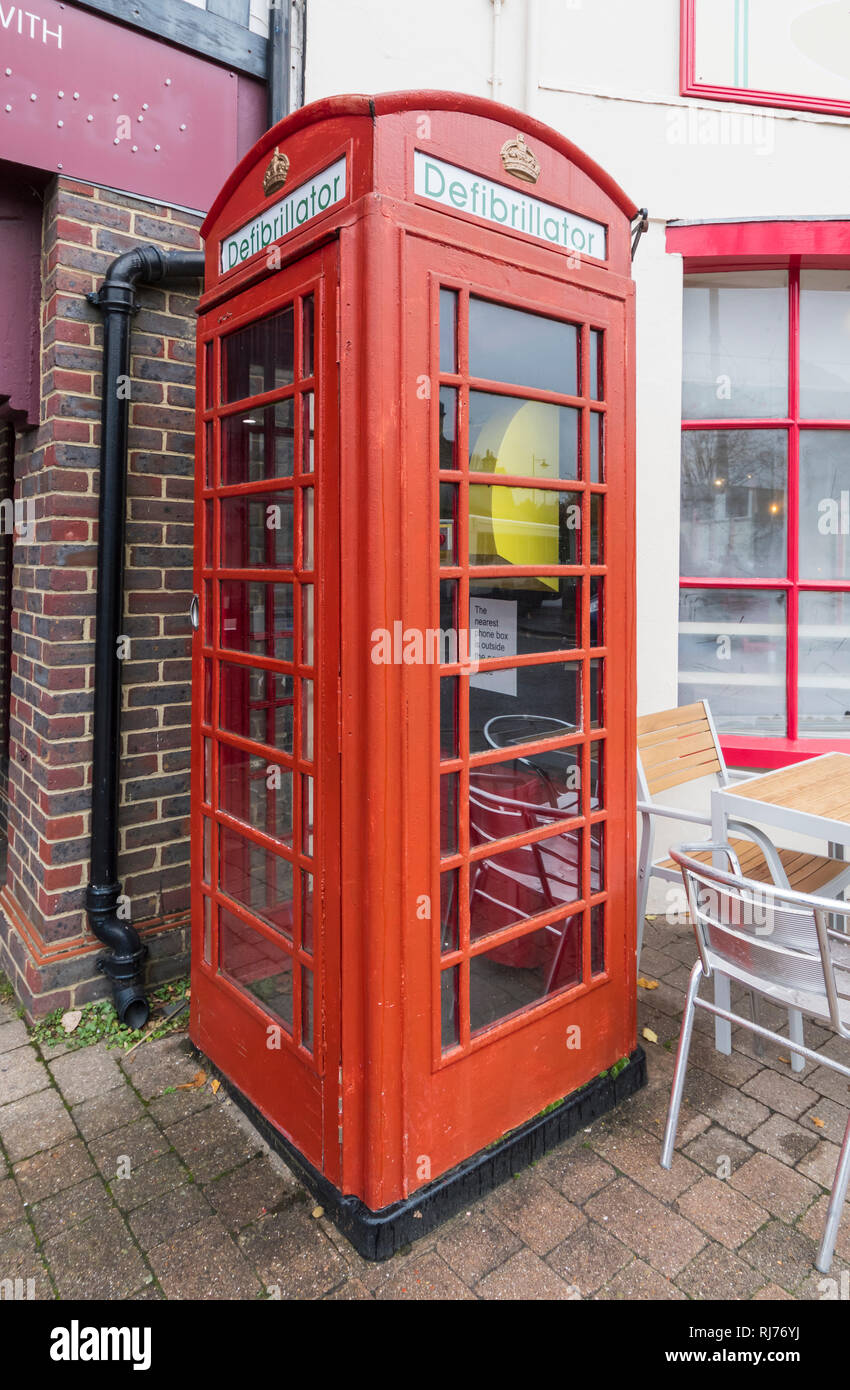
[729,753,850,824]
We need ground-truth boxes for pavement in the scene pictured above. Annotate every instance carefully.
[1,913,848,1301]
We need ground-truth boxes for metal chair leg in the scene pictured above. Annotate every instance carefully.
[817,1111,850,1274]
[788,1008,806,1074]
[750,991,765,1058]
[661,960,703,1170]
[636,815,653,968]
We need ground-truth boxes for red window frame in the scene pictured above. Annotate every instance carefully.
[680,0,850,119]
[668,219,850,769]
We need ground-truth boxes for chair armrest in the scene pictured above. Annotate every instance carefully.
[726,818,791,890]
[637,801,712,827]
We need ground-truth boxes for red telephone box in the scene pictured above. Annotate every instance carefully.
[191,91,643,1257]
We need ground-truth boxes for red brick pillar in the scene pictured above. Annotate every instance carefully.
[0,178,202,1017]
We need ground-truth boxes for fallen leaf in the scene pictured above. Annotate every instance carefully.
[176,1069,207,1091]
[637,977,659,990]
[812,1117,826,1129]
[642,1027,658,1044]
[311,1205,324,1219]
[413,1210,423,1219]
[778,1056,791,1065]
[61,1010,82,1034]
[210,1079,221,1095]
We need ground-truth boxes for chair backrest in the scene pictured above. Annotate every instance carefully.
[637,700,725,799]
[670,846,850,1038]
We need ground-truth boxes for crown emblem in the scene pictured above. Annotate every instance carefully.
[500,133,540,184]
[263,147,290,197]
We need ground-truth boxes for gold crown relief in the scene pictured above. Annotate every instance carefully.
[263,147,290,197]
[500,133,541,184]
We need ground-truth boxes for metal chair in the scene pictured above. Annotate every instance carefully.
[662,844,850,1274]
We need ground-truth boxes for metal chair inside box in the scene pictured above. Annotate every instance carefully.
[663,844,850,1274]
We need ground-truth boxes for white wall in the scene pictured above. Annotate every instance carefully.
[303,0,847,717]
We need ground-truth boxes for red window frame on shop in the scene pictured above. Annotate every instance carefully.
[679,0,850,119]
[668,219,850,769]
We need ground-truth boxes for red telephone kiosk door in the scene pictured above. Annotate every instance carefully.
[191,244,341,1180]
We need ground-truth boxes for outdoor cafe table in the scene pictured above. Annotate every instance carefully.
[709,752,850,1061]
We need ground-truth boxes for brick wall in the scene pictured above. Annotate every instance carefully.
[0,177,202,1018]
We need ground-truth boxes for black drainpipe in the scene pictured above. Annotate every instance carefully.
[86,246,204,1029]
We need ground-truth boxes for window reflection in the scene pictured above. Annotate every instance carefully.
[222,306,294,403]
[220,581,293,662]
[219,830,294,938]
[678,587,786,735]
[219,907,294,1027]
[221,401,294,486]
[469,662,581,753]
[682,272,788,420]
[469,484,580,567]
[470,915,582,1034]
[469,578,579,655]
[220,492,294,569]
[798,591,850,739]
[469,299,579,397]
[680,431,787,578]
[469,391,579,480]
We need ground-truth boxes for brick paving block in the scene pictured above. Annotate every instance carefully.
[739,1218,822,1290]
[476,1247,577,1300]
[0,1020,29,1054]
[752,1282,794,1300]
[30,1176,112,1242]
[798,1195,850,1265]
[675,1175,769,1249]
[486,1169,585,1256]
[108,1153,188,1214]
[798,1097,850,1148]
[72,1084,145,1141]
[128,1181,215,1250]
[795,1137,842,1189]
[747,1113,819,1167]
[434,1206,522,1285]
[0,1221,50,1297]
[634,1086,712,1145]
[166,1104,261,1184]
[584,1176,706,1279]
[49,1042,123,1105]
[324,1277,374,1300]
[535,1141,617,1205]
[90,1117,169,1180]
[128,1281,162,1300]
[149,1215,262,1300]
[120,1034,202,1097]
[204,1154,302,1232]
[596,1258,686,1300]
[686,1032,763,1087]
[374,1250,477,1301]
[741,1067,820,1120]
[679,1066,771,1137]
[682,1124,754,1176]
[674,1243,764,1300]
[546,1221,632,1295]
[0,1049,49,1106]
[730,1153,820,1223]
[0,1176,26,1233]
[796,1256,850,1301]
[14,1137,95,1205]
[634,946,675,980]
[237,1205,348,1299]
[589,1123,702,1202]
[0,1085,75,1162]
[147,1079,215,1128]
[803,1064,850,1107]
[44,1208,148,1300]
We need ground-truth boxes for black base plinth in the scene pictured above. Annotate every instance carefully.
[196,1046,647,1261]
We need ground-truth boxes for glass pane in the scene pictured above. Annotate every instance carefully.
[203,659,212,723]
[800,270,850,419]
[440,676,459,758]
[590,821,605,894]
[301,966,313,1051]
[469,660,581,753]
[302,294,314,378]
[678,587,787,735]
[204,341,214,409]
[203,817,211,883]
[470,915,582,1034]
[219,828,294,937]
[469,578,580,656]
[470,826,581,939]
[204,421,214,487]
[441,966,460,1051]
[302,393,315,473]
[440,869,459,953]
[469,298,579,397]
[590,329,603,401]
[590,740,604,810]
[301,679,314,760]
[591,904,605,975]
[301,585,314,664]
[590,493,603,564]
[439,387,457,470]
[203,579,213,645]
[590,577,603,646]
[222,306,294,403]
[219,907,293,1027]
[469,484,581,567]
[219,745,293,844]
[589,412,603,483]
[440,772,459,856]
[219,661,294,750]
[203,895,212,965]
[440,579,457,637]
[204,501,213,567]
[302,775,314,856]
[301,870,314,952]
[221,401,294,486]
[302,488,314,569]
[220,492,294,569]
[439,483,458,563]
[799,432,850,582]
[470,751,581,823]
[680,430,787,578]
[203,738,212,804]
[439,289,457,374]
[469,392,579,481]
[221,580,293,662]
[590,658,604,729]
[682,271,788,419]
[798,591,850,739]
